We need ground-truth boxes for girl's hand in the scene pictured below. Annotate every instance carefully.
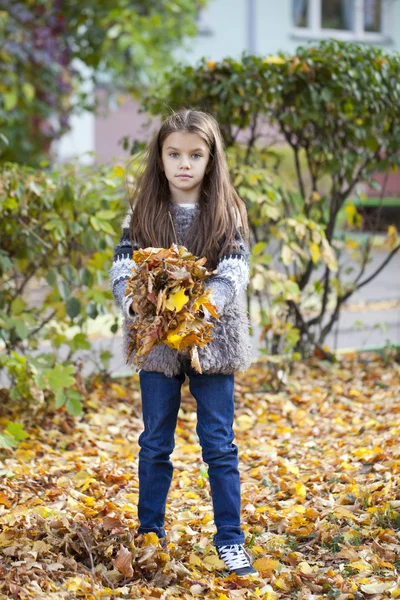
[123,292,138,321]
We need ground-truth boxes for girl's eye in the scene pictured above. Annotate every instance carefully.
[168,152,202,159]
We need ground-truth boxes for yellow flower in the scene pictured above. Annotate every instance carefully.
[263,56,286,65]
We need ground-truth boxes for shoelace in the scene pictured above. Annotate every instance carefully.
[217,544,252,569]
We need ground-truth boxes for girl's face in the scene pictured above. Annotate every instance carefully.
[161,131,210,198]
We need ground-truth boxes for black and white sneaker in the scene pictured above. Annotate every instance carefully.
[216,544,258,576]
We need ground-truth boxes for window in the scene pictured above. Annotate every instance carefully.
[364,0,382,32]
[293,0,309,27]
[291,0,391,41]
[196,8,213,36]
[321,0,355,31]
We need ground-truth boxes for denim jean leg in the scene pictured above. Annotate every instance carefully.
[137,369,185,539]
[187,367,245,547]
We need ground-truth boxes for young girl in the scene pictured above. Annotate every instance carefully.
[109,109,257,577]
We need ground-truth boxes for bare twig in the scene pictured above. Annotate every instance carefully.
[18,217,52,249]
[26,309,57,340]
[74,525,101,600]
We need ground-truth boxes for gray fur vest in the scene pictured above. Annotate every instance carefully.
[109,200,253,378]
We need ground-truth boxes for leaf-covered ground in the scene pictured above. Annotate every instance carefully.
[0,351,399,600]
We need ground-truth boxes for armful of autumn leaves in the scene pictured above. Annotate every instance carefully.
[124,243,220,373]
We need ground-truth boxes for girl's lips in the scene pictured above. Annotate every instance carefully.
[177,174,192,178]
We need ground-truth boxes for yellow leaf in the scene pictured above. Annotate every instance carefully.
[294,482,307,498]
[334,506,357,520]
[113,165,125,178]
[206,60,216,69]
[387,224,398,248]
[143,532,160,546]
[15,449,35,463]
[360,582,389,594]
[203,554,226,570]
[311,191,321,202]
[66,577,92,592]
[349,388,361,396]
[298,561,313,574]
[183,491,200,499]
[189,553,203,567]
[165,332,185,349]
[201,514,213,525]
[286,463,299,475]
[310,242,320,263]
[263,56,286,64]
[348,560,372,572]
[110,383,127,396]
[282,245,292,266]
[252,273,265,291]
[253,558,280,573]
[165,288,189,312]
[305,507,320,519]
[236,414,255,431]
[274,576,290,591]
[192,292,211,311]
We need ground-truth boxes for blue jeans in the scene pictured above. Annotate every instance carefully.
[136,359,245,547]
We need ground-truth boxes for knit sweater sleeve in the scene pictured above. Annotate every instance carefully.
[203,231,250,318]
[109,208,139,321]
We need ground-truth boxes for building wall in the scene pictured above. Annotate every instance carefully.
[188,0,400,61]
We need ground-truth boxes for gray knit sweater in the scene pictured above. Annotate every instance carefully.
[109,199,253,377]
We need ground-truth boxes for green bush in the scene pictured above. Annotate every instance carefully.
[144,40,400,358]
[0,161,128,415]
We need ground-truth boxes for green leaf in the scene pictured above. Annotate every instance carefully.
[100,350,113,369]
[6,422,29,441]
[11,297,25,316]
[66,297,81,319]
[252,241,267,256]
[281,245,292,266]
[43,364,75,394]
[22,83,35,102]
[69,332,91,351]
[55,390,67,409]
[65,390,83,416]
[3,92,17,111]
[97,210,116,220]
[14,320,28,340]
[90,216,101,232]
[3,197,18,210]
[46,269,57,287]
[365,136,379,152]
[0,432,18,450]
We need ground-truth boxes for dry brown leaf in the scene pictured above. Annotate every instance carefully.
[112,543,133,577]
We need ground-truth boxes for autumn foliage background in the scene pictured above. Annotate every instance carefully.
[0,3,400,598]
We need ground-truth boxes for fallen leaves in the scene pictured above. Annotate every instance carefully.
[125,243,220,372]
[0,351,399,598]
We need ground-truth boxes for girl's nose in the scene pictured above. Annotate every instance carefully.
[180,156,191,169]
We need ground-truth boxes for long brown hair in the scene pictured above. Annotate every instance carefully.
[127,109,249,269]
